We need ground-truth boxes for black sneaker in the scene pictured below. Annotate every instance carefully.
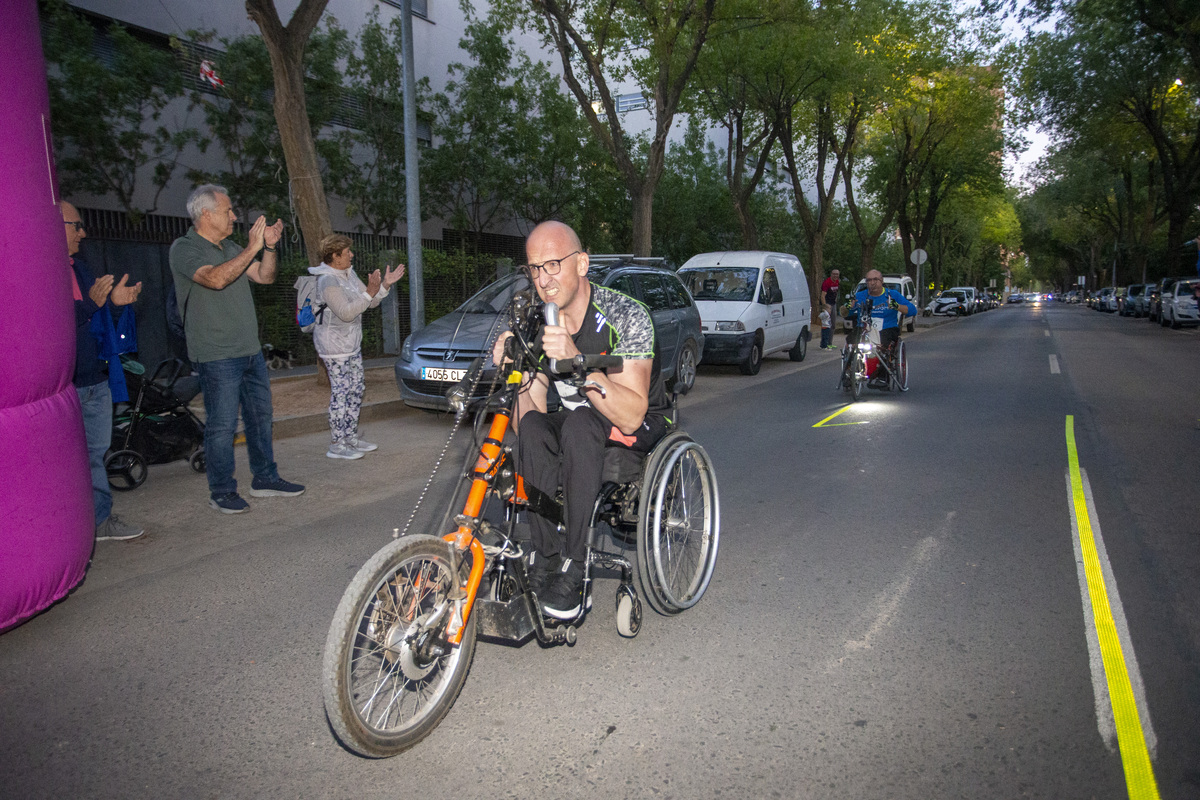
[540,558,588,620]
[526,551,562,597]
[248,476,306,497]
[210,492,250,514]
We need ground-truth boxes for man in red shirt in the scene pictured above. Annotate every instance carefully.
[821,269,841,334]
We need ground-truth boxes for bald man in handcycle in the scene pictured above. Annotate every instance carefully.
[492,221,670,619]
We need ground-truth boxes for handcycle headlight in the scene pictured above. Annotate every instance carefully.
[714,321,745,332]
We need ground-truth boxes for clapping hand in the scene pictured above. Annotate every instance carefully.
[263,218,284,249]
[88,274,114,307]
[247,216,267,253]
[366,269,383,297]
[110,274,142,306]
[383,263,406,288]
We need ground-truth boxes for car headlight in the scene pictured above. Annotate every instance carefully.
[715,321,745,332]
[400,335,413,362]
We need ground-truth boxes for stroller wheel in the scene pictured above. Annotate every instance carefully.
[106,450,148,491]
[189,448,206,474]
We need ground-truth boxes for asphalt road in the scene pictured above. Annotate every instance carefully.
[2,302,1197,799]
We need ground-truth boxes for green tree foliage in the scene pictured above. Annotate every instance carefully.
[41,0,201,223]
[185,22,350,225]
[498,0,719,256]
[324,9,414,236]
[1018,0,1200,270]
[651,117,741,265]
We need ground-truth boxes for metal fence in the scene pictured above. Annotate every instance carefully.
[77,208,523,370]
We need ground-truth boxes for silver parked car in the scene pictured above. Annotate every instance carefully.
[395,261,705,411]
[1160,278,1200,329]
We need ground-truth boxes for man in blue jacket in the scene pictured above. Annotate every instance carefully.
[852,269,918,388]
[62,201,145,542]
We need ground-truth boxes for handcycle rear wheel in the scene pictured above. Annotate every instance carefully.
[635,432,720,615]
[322,535,476,757]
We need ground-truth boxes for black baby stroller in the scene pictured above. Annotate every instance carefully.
[105,358,206,491]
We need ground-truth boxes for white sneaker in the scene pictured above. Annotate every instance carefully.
[348,437,378,452]
[326,441,364,460]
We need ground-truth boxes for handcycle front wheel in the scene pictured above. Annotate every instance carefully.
[896,340,909,391]
[322,535,477,758]
[635,432,720,615]
[851,354,865,401]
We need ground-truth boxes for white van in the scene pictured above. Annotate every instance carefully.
[947,286,978,315]
[677,251,812,375]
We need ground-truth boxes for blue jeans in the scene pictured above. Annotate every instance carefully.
[820,327,832,347]
[197,353,278,496]
[77,381,113,526]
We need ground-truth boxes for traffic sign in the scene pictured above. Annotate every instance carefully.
[910,248,928,266]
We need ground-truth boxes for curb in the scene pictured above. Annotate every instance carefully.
[272,397,415,440]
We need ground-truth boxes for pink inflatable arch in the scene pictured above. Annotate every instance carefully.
[0,0,94,632]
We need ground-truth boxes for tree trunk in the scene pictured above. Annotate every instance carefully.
[631,181,654,257]
[246,0,333,268]
[247,0,331,387]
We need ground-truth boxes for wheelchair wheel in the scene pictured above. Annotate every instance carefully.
[635,432,720,615]
[106,450,147,491]
[616,586,642,638]
[322,535,476,758]
[896,341,909,392]
[851,355,865,401]
[188,448,206,474]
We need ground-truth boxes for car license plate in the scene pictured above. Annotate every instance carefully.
[422,367,466,382]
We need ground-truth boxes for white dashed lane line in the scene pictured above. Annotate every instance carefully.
[1050,354,1061,374]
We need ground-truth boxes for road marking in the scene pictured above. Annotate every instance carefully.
[1045,329,1050,337]
[813,405,869,427]
[1064,416,1160,799]
[1050,354,1061,374]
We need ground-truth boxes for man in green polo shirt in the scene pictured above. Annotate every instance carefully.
[169,184,305,514]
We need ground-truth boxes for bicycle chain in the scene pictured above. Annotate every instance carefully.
[394,314,509,540]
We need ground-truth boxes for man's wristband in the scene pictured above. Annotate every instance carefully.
[264,245,277,253]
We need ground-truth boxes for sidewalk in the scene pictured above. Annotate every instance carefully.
[185,356,418,441]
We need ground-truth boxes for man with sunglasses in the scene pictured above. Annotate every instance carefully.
[62,201,145,542]
[491,221,668,619]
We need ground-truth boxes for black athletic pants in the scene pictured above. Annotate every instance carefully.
[517,407,664,561]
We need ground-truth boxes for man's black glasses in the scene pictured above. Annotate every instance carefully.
[64,221,84,231]
[524,250,580,276]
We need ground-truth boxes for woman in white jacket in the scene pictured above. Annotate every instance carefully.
[311,234,405,460]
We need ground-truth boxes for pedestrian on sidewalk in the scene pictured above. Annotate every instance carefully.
[821,269,841,335]
[62,201,146,541]
[310,234,405,460]
[819,304,833,349]
[169,184,305,514]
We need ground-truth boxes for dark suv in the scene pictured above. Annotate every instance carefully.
[395,260,705,411]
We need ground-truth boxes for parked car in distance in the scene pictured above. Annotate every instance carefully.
[395,260,705,411]
[1160,278,1200,328]
[1149,278,1177,322]
[1142,283,1161,320]
[852,274,917,331]
[946,286,978,314]
[1093,287,1115,311]
[677,250,812,375]
[925,289,970,316]
[1121,284,1146,317]
[1006,292,1025,304]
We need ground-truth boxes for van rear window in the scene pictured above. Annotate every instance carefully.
[680,268,759,301]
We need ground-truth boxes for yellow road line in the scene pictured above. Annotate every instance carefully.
[813,405,868,428]
[1065,415,1160,800]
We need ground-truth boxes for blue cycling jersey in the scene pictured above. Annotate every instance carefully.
[852,288,917,330]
